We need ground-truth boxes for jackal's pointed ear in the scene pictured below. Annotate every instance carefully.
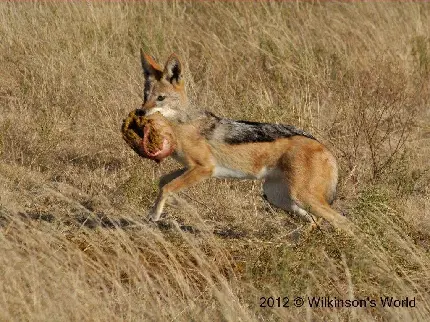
[163,54,182,85]
[140,49,163,81]
[140,49,163,102]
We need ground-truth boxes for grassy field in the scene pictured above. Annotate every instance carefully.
[1,1,430,321]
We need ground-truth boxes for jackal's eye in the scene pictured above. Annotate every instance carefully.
[157,95,166,102]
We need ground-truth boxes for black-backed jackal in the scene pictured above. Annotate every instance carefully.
[139,51,351,233]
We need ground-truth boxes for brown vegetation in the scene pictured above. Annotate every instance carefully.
[1,1,429,321]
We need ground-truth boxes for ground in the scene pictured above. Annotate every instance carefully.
[0,2,429,321]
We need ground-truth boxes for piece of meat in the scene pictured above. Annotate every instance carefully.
[122,110,176,163]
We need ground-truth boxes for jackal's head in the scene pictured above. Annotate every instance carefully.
[140,50,188,120]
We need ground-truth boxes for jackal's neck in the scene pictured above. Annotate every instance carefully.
[172,101,207,123]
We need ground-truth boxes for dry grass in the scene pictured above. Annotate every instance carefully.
[1,1,430,321]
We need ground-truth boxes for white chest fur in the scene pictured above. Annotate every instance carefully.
[213,165,269,180]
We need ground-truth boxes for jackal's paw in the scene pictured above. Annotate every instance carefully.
[147,209,167,222]
[147,210,160,222]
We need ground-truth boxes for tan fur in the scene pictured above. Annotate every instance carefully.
[139,52,352,235]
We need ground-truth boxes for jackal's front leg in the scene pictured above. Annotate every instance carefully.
[148,165,213,221]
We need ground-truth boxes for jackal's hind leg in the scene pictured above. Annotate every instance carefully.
[262,178,319,230]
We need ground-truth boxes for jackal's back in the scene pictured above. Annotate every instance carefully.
[199,111,316,146]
